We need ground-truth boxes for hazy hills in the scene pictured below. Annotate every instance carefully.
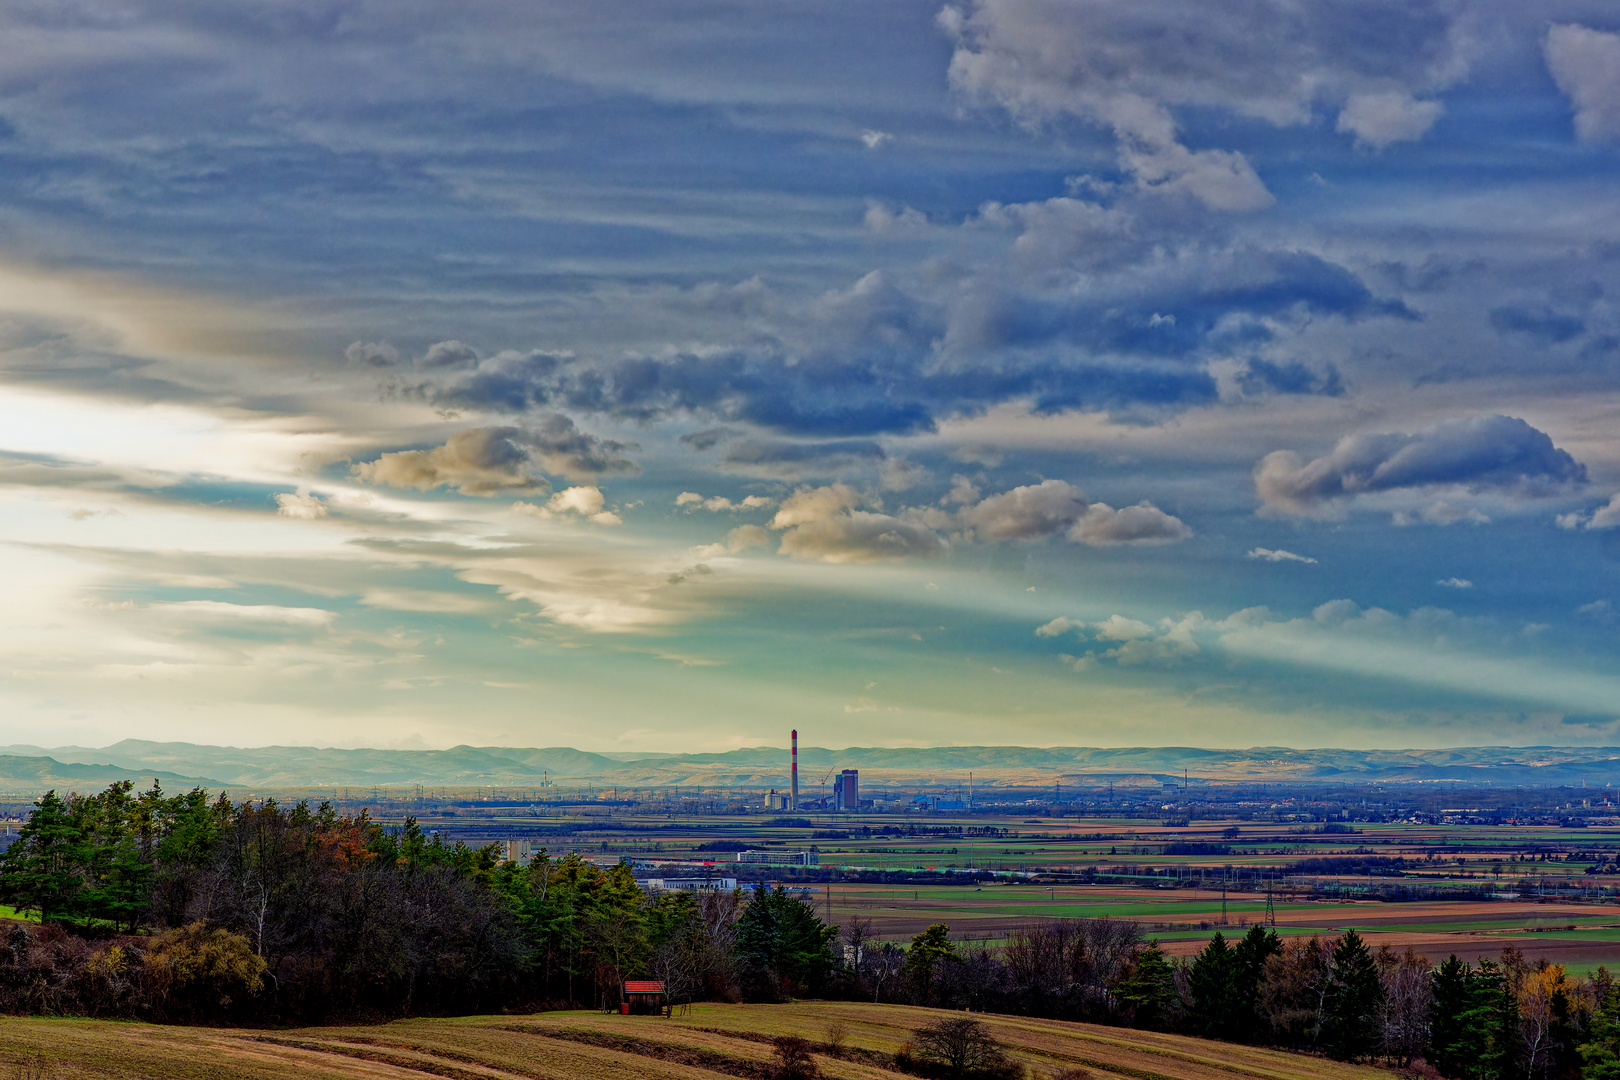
[0,753,218,794]
[2,740,1619,792]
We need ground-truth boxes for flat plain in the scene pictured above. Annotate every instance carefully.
[515,810,1620,975]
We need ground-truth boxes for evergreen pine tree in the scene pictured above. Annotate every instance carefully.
[1430,954,1485,1078]
[1322,929,1383,1061]
[1232,925,1282,1041]
[1189,931,1240,1038]
[0,790,83,923]
[1476,960,1522,1080]
[1581,966,1620,1080]
[1116,940,1178,1029]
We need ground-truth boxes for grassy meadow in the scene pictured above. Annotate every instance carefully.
[0,1001,1393,1080]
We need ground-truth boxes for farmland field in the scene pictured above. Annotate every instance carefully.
[810,882,1620,974]
[326,802,1620,977]
[0,1001,1392,1080]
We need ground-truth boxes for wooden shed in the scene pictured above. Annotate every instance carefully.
[620,979,667,1015]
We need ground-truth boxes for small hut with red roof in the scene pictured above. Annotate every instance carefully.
[620,979,667,1015]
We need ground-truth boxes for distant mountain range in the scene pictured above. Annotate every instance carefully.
[2,740,1620,792]
[0,753,218,795]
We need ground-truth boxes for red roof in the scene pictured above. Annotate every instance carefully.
[623,980,665,994]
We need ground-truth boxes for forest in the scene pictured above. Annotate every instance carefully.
[4,782,1620,1080]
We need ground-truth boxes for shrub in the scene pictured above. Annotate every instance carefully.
[142,922,267,1022]
[773,1035,820,1079]
[906,1017,1023,1080]
[822,1019,848,1057]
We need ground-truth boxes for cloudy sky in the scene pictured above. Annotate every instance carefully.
[3,0,1620,752]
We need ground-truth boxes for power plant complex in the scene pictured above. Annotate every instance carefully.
[762,730,860,812]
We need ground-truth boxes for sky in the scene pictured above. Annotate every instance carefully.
[2,0,1620,753]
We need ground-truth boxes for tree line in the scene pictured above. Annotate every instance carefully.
[7,782,1620,1080]
[845,914,1620,1079]
[0,783,836,1022]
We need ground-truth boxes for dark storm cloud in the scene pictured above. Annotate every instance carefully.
[1237,359,1345,397]
[414,344,1228,435]
[1257,414,1588,516]
[943,247,1414,357]
[1489,305,1587,344]
[404,235,1402,436]
[720,438,887,470]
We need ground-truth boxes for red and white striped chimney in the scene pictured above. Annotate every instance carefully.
[790,729,798,811]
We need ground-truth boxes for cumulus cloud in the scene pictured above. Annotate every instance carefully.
[1104,613,1205,665]
[769,484,946,563]
[675,492,774,512]
[355,428,544,495]
[345,340,399,367]
[860,129,894,149]
[1592,498,1620,530]
[1437,577,1473,589]
[1558,493,1620,531]
[513,486,622,525]
[1071,502,1192,545]
[419,340,480,369]
[1093,614,1156,641]
[1336,91,1444,149]
[723,524,772,552]
[941,0,1461,208]
[879,457,930,492]
[352,417,635,496]
[945,475,982,506]
[1035,616,1081,637]
[864,202,930,234]
[687,523,775,560]
[959,479,1192,545]
[1255,415,1586,517]
[274,492,328,520]
[959,479,1087,540]
[1392,501,1490,527]
[1545,25,1620,143]
[1248,547,1316,564]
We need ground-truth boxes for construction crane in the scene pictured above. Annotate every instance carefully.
[817,767,836,811]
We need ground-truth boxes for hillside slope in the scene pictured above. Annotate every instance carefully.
[2,1001,1390,1080]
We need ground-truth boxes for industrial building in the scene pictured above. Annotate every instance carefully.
[833,768,859,812]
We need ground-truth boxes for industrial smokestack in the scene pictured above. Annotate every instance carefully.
[791,729,798,811]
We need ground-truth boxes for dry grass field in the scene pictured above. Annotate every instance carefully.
[0,1002,1394,1080]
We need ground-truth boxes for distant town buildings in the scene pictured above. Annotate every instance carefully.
[636,876,739,892]
[735,849,819,866]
